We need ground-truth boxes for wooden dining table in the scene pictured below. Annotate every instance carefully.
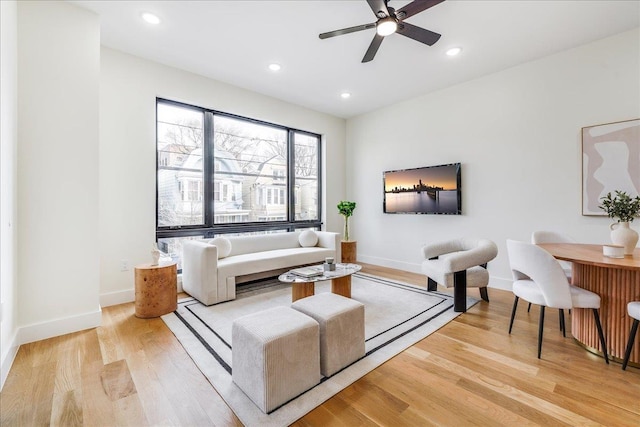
[537,243,640,366]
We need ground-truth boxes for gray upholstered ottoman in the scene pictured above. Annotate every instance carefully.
[292,293,365,377]
[231,306,320,413]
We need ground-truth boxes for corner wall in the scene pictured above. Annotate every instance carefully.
[1,0,19,390]
[99,48,347,305]
[346,28,640,289]
[17,1,101,342]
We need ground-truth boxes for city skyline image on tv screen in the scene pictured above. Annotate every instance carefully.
[383,163,461,215]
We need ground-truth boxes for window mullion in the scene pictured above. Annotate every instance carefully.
[287,130,295,223]
[204,111,215,227]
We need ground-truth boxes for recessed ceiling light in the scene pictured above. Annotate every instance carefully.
[340,92,351,99]
[446,47,462,56]
[268,63,281,72]
[141,12,161,25]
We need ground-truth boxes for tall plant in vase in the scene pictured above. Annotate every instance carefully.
[337,201,357,263]
[599,190,640,255]
[337,201,356,241]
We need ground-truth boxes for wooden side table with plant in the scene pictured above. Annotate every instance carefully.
[338,200,357,263]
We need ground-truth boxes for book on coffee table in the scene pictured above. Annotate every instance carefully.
[290,267,324,278]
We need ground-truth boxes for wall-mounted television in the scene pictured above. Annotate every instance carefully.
[383,163,461,215]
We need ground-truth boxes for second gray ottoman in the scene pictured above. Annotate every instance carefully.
[292,293,365,377]
[232,306,320,413]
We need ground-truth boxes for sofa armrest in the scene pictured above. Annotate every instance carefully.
[440,244,497,272]
[422,240,463,259]
[316,231,341,261]
[182,240,219,305]
[423,240,498,273]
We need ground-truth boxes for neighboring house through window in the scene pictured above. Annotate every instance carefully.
[156,99,322,268]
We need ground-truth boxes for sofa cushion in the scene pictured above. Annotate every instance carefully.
[227,232,301,257]
[218,247,335,279]
[209,236,232,258]
[421,261,489,288]
[298,230,318,247]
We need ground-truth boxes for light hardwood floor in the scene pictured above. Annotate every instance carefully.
[1,263,639,426]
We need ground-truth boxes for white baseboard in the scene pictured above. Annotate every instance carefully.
[357,254,423,274]
[18,307,102,346]
[357,254,513,291]
[99,276,183,308]
[100,289,135,307]
[1,330,19,391]
[489,276,513,291]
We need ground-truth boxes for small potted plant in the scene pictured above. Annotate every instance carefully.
[337,201,357,263]
[599,190,640,255]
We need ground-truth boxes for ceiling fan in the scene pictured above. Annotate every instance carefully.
[319,0,445,63]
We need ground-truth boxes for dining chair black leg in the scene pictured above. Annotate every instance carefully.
[527,302,531,313]
[559,309,566,337]
[479,286,489,302]
[538,306,546,359]
[622,319,639,370]
[509,296,519,334]
[592,309,609,364]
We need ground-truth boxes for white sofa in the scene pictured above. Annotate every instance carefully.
[182,230,341,305]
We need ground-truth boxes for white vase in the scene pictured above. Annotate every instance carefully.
[609,221,639,255]
[151,243,161,265]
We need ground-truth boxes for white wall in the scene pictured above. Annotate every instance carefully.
[17,1,101,342]
[99,48,347,305]
[347,28,640,289]
[1,0,19,390]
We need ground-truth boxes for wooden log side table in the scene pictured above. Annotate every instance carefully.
[341,241,357,263]
[134,263,177,318]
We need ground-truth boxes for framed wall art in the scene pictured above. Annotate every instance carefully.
[582,118,639,216]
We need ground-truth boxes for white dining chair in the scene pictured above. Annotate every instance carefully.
[530,231,577,327]
[622,302,640,370]
[531,231,576,278]
[506,239,609,363]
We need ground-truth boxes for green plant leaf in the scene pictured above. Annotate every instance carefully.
[598,190,640,222]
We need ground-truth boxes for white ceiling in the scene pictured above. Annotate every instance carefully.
[70,0,640,119]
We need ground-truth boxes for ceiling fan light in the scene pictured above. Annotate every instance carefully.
[446,47,462,56]
[376,17,397,36]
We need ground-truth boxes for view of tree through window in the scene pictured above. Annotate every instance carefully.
[157,103,204,226]
[294,132,319,221]
[213,115,288,223]
[156,99,322,267]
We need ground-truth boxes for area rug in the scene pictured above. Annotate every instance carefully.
[162,273,478,426]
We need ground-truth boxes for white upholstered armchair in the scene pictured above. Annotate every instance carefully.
[421,238,498,312]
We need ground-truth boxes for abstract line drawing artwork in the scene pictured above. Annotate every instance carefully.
[582,118,640,216]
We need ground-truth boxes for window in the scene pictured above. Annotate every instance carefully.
[156,99,322,265]
[157,103,204,227]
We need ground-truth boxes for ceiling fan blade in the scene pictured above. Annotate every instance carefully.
[367,0,390,18]
[362,34,384,63]
[396,22,441,46]
[319,23,376,39]
[396,0,445,20]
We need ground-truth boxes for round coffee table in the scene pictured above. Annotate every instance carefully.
[278,263,362,302]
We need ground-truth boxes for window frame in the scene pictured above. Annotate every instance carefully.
[156,98,323,244]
